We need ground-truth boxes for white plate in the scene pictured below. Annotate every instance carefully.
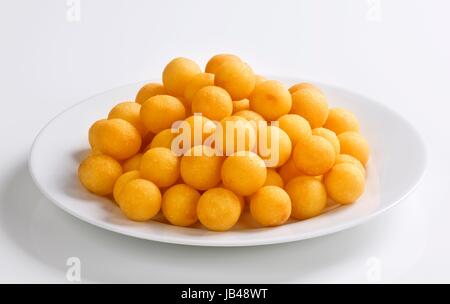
[29,79,426,247]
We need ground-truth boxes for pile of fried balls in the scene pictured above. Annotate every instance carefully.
[78,54,370,231]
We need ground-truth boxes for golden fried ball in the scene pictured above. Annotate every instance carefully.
[135,83,166,105]
[288,82,321,95]
[197,187,241,231]
[249,80,292,121]
[148,128,178,150]
[324,108,360,135]
[257,125,292,168]
[122,153,143,172]
[140,95,186,133]
[108,101,146,136]
[232,98,250,113]
[277,114,312,146]
[140,147,180,187]
[214,116,256,155]
[285,176,327,220]
[78,154,122,196]
[278,156,325,184]
[312,127,340,156]
[292,135,335,176]
[180,115,216,148]
[184,72,215,103]
[180,145,223,190]
[335,154,365,176]
[113,170,140,203]
[162,57,202,97]
[162,184,200,227]
[338,131,370,165]
[221,151,267,196]
[191,86,233,121]
[250,186,291,227]
[324,163,365,204]
[89,118,142,160]
[218,182,245,211]
[291,88,328,128]
[264,168,284,187]
[234,110,265,123]
[117,179,161,221]
[279,157,303,183]
[205,54,241,74]
[215,60,255,100]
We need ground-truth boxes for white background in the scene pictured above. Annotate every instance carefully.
[0,0,449,283]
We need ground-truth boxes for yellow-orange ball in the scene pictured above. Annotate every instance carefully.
[285,176,327,220]
[250,186,291,227]
[197,187,241,231]
[324,163,365,204]
[292,135,335,176]
[180,145,223,190]
[234,110,265,123]
[277,114,312,146]
[140,95,186,133]
[257,125,291,168]
[78,154,122,196]
[205,54,241,74]
[218,182,245,211]
[135,82,166,105]
[89,118,141,160]
[288,82,321,94]
[291,88,328,128]
[312,127,340,157]
[249,80,292,121]
[335,154,365,176]
[338,131,370,165]
[214,116,256,155]
[184,72,215,103]
[162,57,202,97]
[264,169,284,188]
[191,86,233,121]
[140,147,180,187]
[279,157,302,183]
[178,115,216,149]
[324,108,360,135]
[122,153,143,172]
[215,60,255,100]
[108,101,146,136]
[221,151,267,196]
[148,129,178,150]
[117,179,161,221]
[162,184,200,227]
[113,170,140,203]
[232,98,250,113]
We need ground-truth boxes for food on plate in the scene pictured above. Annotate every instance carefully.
[162,184,200,227]
[78,154,122,196]
[117,179,161,221]
[78,54,371,231]
[250,186,291,226]
[197,187,241,231]
[324,163,365,204]
[89,118,141,160]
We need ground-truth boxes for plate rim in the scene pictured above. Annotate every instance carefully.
[28,78,428,247]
